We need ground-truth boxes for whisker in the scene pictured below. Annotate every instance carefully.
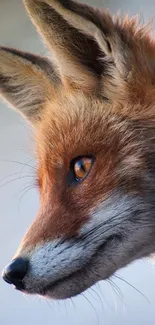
[108,278,127,314]
[107,280,118,313]
[114,274,150,304]
[90,287,104,311]
[45,299,54,312]
[19,158,36,173]
[63,299,68,317]
[0,175,35,190]
[82,293,99,325]
[108,278,124,302]
[96,283,114,311]
[69,297,76,313]
[0,171,33,184]
[18,184,35,216]
[81,209,131,241]
[0,159,36,171]
[83,218,126,248]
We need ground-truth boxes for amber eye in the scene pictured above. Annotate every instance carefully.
[73,157,94,181]
[67,155,95,186]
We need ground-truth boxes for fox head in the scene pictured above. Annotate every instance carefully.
[1,0,155,300]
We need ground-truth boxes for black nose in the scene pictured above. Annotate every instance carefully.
[2,258,29,289]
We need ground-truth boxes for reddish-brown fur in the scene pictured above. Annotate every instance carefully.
[1,0,155,262]
[21,95,148,251]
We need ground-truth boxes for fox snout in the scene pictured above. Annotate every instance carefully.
[2,197,125,299]
[2,193,155,299]
[2,258,29,290]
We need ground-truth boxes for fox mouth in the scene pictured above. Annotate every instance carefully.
[5,233,122,299]
[28,234,122,298]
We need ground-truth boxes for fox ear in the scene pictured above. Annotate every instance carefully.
[0,47,59,124]
[24,0,122,91]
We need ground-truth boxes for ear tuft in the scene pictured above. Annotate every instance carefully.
[24,0,119,90]
[0,47,59,124]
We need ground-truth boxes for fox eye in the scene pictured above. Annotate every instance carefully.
[74,157,93,180]
[67,156,95,186]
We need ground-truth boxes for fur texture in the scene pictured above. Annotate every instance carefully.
[1,0,155,299]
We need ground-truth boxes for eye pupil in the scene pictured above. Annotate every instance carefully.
[73,157,93,181]
[77,161,86,172]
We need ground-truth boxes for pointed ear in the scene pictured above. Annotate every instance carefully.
[0,47,59,124]
[24,0,122,91]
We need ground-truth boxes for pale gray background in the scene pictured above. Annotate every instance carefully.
[0,1,155,325]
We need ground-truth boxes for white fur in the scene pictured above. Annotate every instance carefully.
[23,193,136,295]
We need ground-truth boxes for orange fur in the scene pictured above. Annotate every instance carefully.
[2,0,155,300]
[0,0,155,246]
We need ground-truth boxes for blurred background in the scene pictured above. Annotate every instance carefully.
[1,1,155,324]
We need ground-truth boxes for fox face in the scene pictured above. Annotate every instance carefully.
[1,0,155,300]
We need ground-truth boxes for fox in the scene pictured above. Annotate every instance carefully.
[1,0,155,300]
